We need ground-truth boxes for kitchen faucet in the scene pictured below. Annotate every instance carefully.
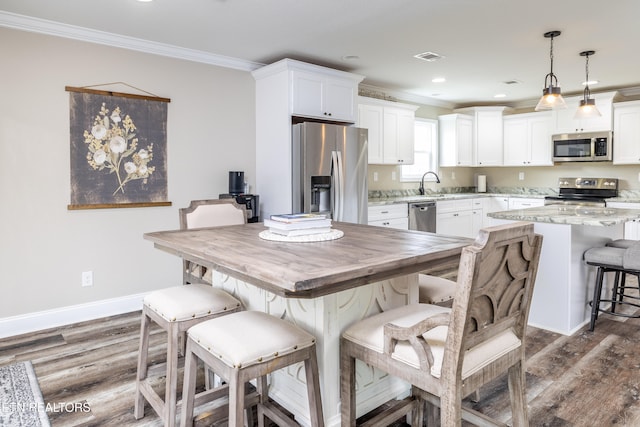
[419,171,441,195]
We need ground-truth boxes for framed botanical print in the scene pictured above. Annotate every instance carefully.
[67,86,171,209]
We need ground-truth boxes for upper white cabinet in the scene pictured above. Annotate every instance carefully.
[292,70,360,122]
[503,112,553,166]
[357,97,418,165]
[252,59,364,218]
[551,91,617,134]
[455,106,509,167]
[438,113,474,167]
[613,100,640,165]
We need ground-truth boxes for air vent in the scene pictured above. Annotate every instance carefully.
[414,51,444,62]
[503,80,522,85]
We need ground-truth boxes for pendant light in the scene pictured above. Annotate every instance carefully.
[535,30,567,111]
[574,50,602,119]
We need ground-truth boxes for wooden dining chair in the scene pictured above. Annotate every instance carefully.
[179,199,247,285]
[340,221,543,426]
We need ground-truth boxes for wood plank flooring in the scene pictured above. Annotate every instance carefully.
[1,279,639,426]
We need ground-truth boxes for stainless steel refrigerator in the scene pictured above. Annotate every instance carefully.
[292,122,368,224]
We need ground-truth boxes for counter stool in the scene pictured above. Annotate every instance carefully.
[584,242,640,331]
[180,310,324,427]
[134,284,242,427]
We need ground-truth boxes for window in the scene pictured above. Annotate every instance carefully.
[400,118,438,181]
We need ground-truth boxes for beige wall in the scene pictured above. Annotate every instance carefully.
[0,28,255,317]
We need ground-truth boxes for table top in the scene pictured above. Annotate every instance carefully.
[488,205,640,227]
[144,222,472,298]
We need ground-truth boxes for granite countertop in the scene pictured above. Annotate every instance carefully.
[368,192,545,206]
[488,205,640,227]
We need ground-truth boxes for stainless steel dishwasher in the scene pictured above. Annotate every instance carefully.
[408,202,437,232]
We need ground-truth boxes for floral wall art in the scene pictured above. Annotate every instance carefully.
[67,87,171,209]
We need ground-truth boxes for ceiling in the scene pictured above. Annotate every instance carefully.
[2,0,640,108]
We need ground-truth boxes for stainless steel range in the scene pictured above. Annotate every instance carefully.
[544,177,618,207]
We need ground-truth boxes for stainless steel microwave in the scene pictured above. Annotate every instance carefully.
[552,131,612,162]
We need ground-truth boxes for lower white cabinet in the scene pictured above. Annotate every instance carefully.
[508,197,545,210]
[606,202,640,239]
[368,203,409,230]
[437,199,476,238]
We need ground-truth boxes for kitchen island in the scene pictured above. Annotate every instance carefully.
[144,221,472,426]
[488,205,640,335]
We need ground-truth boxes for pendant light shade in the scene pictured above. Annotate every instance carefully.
[574,50,602,119]
[535,30,567,111]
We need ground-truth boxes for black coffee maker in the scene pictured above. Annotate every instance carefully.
[219,171,260,222]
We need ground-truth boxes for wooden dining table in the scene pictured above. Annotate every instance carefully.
[144,221,472,426]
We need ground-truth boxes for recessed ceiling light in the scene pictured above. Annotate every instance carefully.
[414,52,444,62]
[432,77,446,83]
[583,80,599,85]
[494,94,507,98]
[137,0,153,2]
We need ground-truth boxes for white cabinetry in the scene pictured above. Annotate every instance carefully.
[508,197,545,210]
[606,202,640,239]
[291,69,360,123]
[436,198,482,238]
[551,91,616,134]
[358,98,418,164]
[503,112,553,166]
[455,106,509,166]
[368,204,409,230]
[438,114,473,167]
[613,101,640,165]
[253,59,365,219]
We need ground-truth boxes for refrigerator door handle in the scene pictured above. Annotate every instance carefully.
[331,150,345,221]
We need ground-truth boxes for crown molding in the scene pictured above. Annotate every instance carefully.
[0,11,264,72]
[359,83,455,109]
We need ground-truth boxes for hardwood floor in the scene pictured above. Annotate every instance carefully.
[1,279,639,426]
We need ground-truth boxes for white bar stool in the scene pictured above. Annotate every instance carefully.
[180,310,324,427]
[134,284,242,427]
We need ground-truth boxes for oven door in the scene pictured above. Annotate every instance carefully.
[552,138,593,162]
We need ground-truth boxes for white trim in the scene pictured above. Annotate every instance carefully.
[0,292,149,339]
[0,11,264,72]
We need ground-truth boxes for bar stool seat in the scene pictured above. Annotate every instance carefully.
[134,284,242,427]
[584,242,640,331]
[607,239,638,249]
[180,310,324,427]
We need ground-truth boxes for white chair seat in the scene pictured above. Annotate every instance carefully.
[343,303,521,379]
[418,274,456,304]
[144,284,241,322]
[188,310,316,369]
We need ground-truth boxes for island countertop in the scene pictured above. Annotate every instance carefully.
[488,205,640,226]
[144,221,472,298]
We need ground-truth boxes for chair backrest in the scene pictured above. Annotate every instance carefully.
[443,221,542,378]
[179,199,247,230]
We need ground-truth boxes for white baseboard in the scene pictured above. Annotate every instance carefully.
[0,293,149,339]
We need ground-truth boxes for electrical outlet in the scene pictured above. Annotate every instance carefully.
[391,171,396,181]
[451,172,456,180]
[82,271,93,287]
[373,172,378,182]
[638,172,640,182]
[518,172,525,181]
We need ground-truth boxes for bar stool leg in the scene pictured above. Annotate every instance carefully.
[180,340,198,427]
[134,312,151,419]
[611,271,621,313]
[164,323,180,427]
[257,376,268,427]
[228,370,244,427]
[590,267,605,331]
[304,350,325,427]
